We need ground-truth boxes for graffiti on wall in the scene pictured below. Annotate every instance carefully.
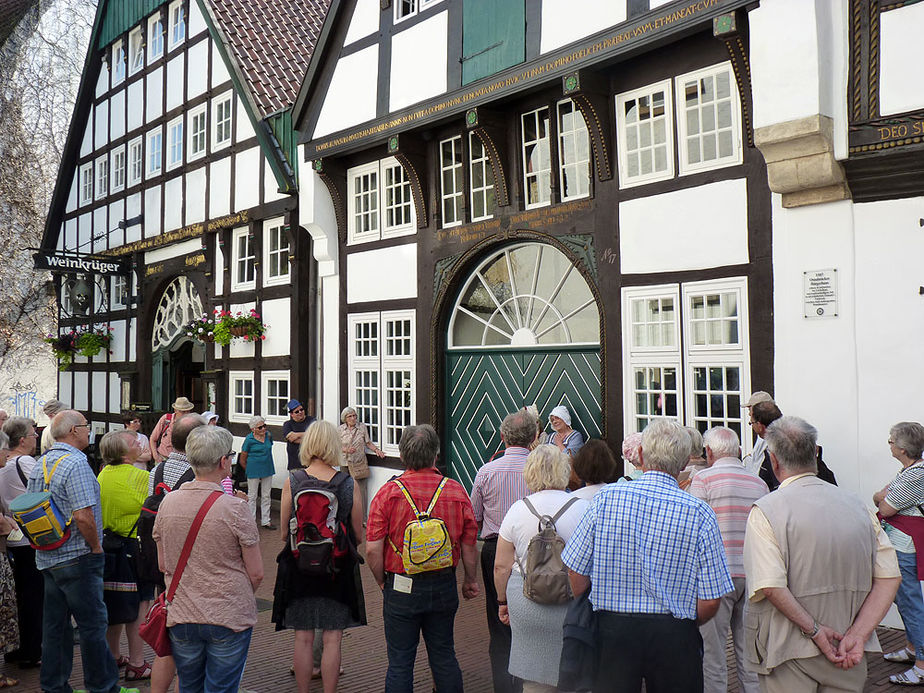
[5,381,48,421]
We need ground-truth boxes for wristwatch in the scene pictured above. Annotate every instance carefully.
[800,619,820,638]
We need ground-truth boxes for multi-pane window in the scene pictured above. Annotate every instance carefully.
[469,133,495,221]
[440,136,464,227]
[521,107,551,208]
[188,106,207,160]
[622,278,749,445]
[79,163,93,205]
[95,156,108,200]
[229,372,254,422]
[167,117,183,169]
[169,0,185,49]
[213,94,232,148]
[264,218,289,285]
[347,311,415,455]
[111,147,126,192]
[676,63,741,173]
[232,227,255,290]
[128,137,143,186]
[147,128,162,177]
[148,14,164,61]
[346,158,415,244]
[128,28,144,74]
[262,371,290,422]
[112,40,126,85]
[617,81,673,187]
[557,99,590,200]
[112,275,130,308]
[395,0,440,22]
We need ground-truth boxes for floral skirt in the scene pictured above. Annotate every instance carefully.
[0,553,19,653]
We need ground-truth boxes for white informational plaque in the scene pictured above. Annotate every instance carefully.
[803,269,838,318]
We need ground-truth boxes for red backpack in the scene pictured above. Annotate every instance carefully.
[288,470,354,577]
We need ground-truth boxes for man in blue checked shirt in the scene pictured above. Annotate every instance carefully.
[562,418,733,692]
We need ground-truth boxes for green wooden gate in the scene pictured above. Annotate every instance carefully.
[446,347,601,491]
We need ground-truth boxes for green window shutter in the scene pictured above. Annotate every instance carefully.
[461,0,525,86]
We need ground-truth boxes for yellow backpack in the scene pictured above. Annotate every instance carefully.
[388,477,454,574]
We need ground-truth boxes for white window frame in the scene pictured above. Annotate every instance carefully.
[675,62,742,175]
[79,163,94,205]
[346,157,415,245]
[148,14,164,61]
[469,131,494,222]
[111,39,126,86]
[112,274,130,309]
[94,155,108,200]
[188,105,207,161]
[166,116,183,170]
[394,0,442,23]
[228,371,255,424]
[168,0,185,50]
[263,217,290,287]
[521,106,551,209]
[231,226,256,291]
[347,310,416,456]
[261,370,291,424]
[557,98,591,201]
[616,79,675,189]
[212,93,233,150]
[146,128,162,178]
[439,135,464,228]
[128,136,143,187]
[621,277,750,449]
[110,146,126,193]
[128,27,144,75]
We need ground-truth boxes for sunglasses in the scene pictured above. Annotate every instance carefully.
[255,424,267,430]
[291,408,304,414]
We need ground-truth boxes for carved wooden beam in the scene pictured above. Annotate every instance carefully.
[714,11,755,147]
[387,134,429,229]
[465,107,511,208]
[311,158,347,243]
[562,70,613,181]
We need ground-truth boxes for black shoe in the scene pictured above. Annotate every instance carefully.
[3,649,22,663]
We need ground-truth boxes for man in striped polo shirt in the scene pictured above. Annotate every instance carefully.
[690,426,769,693]
[470,409,536,693]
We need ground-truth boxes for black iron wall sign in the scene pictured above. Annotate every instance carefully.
[33,250,129,276]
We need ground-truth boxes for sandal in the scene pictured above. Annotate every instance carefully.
[887,648,917,664]
[124,661,152,681]
[891,668,924,686]
[116,655,129,668]
[0,675,18,688]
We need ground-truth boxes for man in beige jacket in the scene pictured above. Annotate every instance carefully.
[743,416,900,691]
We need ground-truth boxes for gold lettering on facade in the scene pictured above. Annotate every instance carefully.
[185,253,206,267]
[145,264,164,277]
[103,211,250,257]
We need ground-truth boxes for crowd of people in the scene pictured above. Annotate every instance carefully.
[0,392,922,692]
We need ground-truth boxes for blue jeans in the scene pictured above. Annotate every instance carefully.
[382,570,463,693]
[41,551,119,693]
[895,550,924,660]
[169,623,253,693]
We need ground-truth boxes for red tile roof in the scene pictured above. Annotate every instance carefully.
[206,0,331,118]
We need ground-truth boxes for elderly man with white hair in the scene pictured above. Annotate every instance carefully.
[689,426,769,693]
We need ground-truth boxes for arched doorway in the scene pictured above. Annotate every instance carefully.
[445,242,602,490]
[151,277,206,411]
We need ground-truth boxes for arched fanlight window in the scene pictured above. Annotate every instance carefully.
[448,243,599,348]
[152,276,202,350]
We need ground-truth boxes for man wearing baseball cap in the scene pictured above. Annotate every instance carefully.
[742,391,774,474]
[282,399,315,470]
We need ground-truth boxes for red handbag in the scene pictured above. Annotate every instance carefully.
[139,490,222,656]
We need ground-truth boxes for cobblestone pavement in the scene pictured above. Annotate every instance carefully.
[4,516,913,691]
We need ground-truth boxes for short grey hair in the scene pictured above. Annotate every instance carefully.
[764,416,818,473]
[43,399,64,418]
[890,422,924,461]
[50,410,84,440]
[703,427,741,460]
[399,424,440,471]
[685,426,704,459]
[641,419,692,476]
[0,431,8,451]
[524,445,571,492]
[248,415,265,430]
[341,406,357,423]
[500,410,538,448]
[98,430,136,466]
[3,416,34,449]
[186,425,234,474]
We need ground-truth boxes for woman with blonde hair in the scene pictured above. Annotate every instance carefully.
[276,421,366,693]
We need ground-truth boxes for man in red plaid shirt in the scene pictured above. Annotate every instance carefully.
[367,424,479,693]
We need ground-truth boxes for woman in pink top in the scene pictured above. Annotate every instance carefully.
[152,425,263,692]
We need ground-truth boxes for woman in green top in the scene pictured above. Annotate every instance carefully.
[97,429,151,681]
[240,415,276,529]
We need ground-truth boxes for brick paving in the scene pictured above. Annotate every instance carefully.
[4,516,915,691]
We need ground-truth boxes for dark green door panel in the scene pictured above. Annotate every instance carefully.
[461,0,525,85]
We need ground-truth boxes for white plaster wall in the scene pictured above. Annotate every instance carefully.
[64,218,77,250]
[78,212,91,249]
[108,199,125,248]
[163,177,183,231]
[66,176,77,214]
[264,162,284,204]
[80,108,93,158]
[127,80,144,132]
[93,207,107,253]
[209,158,231,217]
[166,54,185,112]
[73,372,88,411]
[879,4,924,116]
[146,67,164,123]
[92,371,107,413]
[94,99,109,151]
[144,185,162,237]
[314,46,378,138]
[145,238,201,265]
[229,301,256,359]
[95,66,109,97]
[109,373,121,414]
[129,317,137,361]
[236,97,255,143]
[319,273,340,421]
[234,148,261,211]
[59,374,72,408]
[390,13,447,112]
[187,40,208,98]
[189,0,207,37]
[0,360,57,424]
[345,0,379,45]
[619,179,749,274]
[261,298,290,357]
[211,46,231,88]
[110,90,125,141]
[186,168,206,223]
[126,193,142,243]
[111,319,127,362]
[540,0,626,53]
[347,244,418,303]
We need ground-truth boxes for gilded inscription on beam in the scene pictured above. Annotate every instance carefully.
[103,211,249,257]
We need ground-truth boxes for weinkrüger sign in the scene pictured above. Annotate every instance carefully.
[33,251,129,276]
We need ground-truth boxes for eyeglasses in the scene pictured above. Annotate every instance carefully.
[291,408,304,414]
[27,433,39,438]
[73,424,91,430]
[224,450,237,463]
[255,424,267,430]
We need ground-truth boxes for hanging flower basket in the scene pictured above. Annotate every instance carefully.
[230,326,247,337]
[44,326,114,371]
[185,309,268,347]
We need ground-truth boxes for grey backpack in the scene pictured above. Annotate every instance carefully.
[516,496,579,605]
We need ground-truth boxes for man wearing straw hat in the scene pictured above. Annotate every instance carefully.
[149,397,195,464]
